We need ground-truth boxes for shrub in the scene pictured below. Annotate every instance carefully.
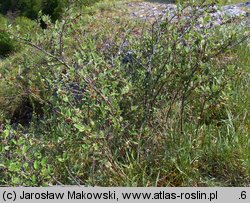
[0,0,66,21]
[0,0,102,22]
[14,16,37,33]
[1,1,249,186]
[0,123,53,186]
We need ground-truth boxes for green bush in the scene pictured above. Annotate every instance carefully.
[0,0,66,21]
[14,16,37,33]
[0,1,249,186]
[0,0,101,21]
[0,124,53,186]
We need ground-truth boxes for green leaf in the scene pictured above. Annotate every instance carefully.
[12,177,20,184]
[63,96,69,103]
[74,124,85,132]
[4,146,10,151]
[22,145,28,153]
[41,158,47,167]
[34,160,39,170]
[90,120,95,127]
[32,175,37,183]
[121,85,130,95]
[131,106,138,111]
[9,163,21,172]
[0,164,6,168]
[66,108,71,117]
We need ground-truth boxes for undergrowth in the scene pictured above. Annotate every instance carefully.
[0,0,249,186]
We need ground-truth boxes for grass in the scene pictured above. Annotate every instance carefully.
[0,0,249,186]
[219,0,248,5]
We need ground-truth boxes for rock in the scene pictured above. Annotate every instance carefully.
[127,2,177,20]
[238,2,250,8]
[222,5,247,17]
[128,1,250,27]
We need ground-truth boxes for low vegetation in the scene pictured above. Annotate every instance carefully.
[0,0,249,186]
